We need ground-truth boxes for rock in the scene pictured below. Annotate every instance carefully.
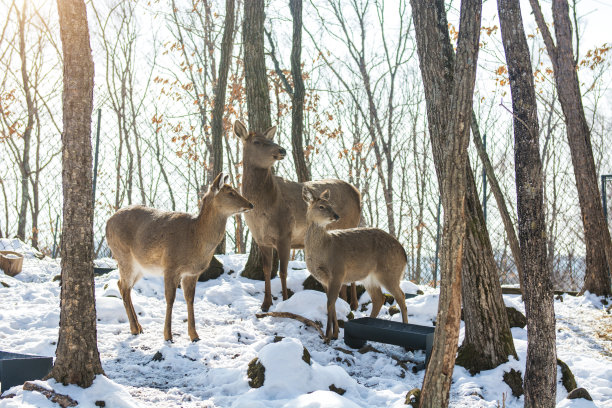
[405,388,421,407]
[198,256,224,282]
[502,369,524,398]
[329,384,346,395]
[247,358,265,388]
[506,307,527,329]
[303,275,325,292]
[388,305,400,316]
[558,359,577,392]
[566,387,592,401]
[346,311,354,320]
[95,401,106,407]
[302,346,311,365]
[151,351,164,362]
[287,288,295,299]
[1,281,9,288]
[273,336,284,343]
[384,293,395,305]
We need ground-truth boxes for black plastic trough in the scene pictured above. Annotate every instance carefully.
[0,351,53,393]
[344,317,435,371]
[93,267,115,275]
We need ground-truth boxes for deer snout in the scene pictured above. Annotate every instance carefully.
[249,203,254,209]
[333,213,340,221]
[278,147,287,156]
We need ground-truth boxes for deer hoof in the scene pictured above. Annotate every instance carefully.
[261,301,272,312]
[191,336,200,342]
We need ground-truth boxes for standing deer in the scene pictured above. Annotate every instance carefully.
[106,173,253,342]
[303,187,408,340]
[235,120,361,311]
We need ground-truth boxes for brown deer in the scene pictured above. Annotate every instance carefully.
[303,187,408,340]
[235,120,362,311]
[106,173,253,342]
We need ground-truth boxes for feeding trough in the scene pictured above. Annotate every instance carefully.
[0,251,24,277]
[344,317,435,371]
[0,351,53,393]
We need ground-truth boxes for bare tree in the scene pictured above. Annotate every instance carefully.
[409,0,482,405]
[530,0,612,296]
[49,0,104,386]
[498,1,556,405]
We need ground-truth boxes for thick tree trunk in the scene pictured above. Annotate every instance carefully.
[289,0,309,183]
[457,162,517,374]
[410,0,482,406]
[529,0,612,297]
[498,1,556,406]
[241,0,278,280]
[49,0,104,387]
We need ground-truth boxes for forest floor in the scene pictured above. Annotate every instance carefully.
[0,238,610,408]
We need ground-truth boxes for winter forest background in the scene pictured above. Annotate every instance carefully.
[1,0,611,290]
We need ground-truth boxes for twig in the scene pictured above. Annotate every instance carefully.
[23,382,78,407]
[256,311,325,340]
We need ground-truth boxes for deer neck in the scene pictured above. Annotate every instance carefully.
[242,162,279,207]
[305,218,330,250]
[196,197,227,248]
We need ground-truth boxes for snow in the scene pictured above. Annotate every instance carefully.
[1,239,611,407]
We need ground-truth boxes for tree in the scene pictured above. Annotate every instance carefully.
[289,0,309,183]
[529,0,612,296]
[241,0,278,280]
[498,1,556,405]
[48,0,104,387]
[409,0,482,406]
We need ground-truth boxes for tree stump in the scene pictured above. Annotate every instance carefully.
[0,251,24,277]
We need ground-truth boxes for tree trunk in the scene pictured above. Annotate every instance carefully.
[289,0,309,183]
[529,0,612,297]
[456,162,517,374]
[471,112,524,295]
[209,0,234,257]
[409,0,482,406]
[49,0,104,387]
[498,1,556,406]
[17,3,33,242]
[241,0,279,280]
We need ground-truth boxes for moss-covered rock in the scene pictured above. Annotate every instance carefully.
[567,387,592,401]
[247,358,265,388]
[384,293,395,305]
[198,256,224,282]
[346,311,354,320]
[506,307,527,329]
[503,369,524,398]
[388,305,400,316]
[404,388,421,407]
[303,275,325,292]
[558,359,577,392]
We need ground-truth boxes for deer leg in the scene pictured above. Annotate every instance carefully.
[325,279,343,341]
[164,273,179,342]
[339,285,348,303]
[117,265,143,335]
[350,283,359,310]
[388,285,408,324]
[182,274,200,342]
[278,239,291,301]
[367,285,385,319]
[260,246,274,312]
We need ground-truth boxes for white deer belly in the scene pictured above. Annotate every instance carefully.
[132,258,165,277]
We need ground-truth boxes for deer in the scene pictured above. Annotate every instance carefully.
[234,120,362,312]
[302,187,408,341]
[105,173,253,342]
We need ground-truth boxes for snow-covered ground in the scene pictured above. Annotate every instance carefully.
[0,238,610,407]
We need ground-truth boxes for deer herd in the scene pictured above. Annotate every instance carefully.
[106,121,408,342]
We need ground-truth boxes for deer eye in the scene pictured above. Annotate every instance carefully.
[319,205,324,210]
[230,191,235,196]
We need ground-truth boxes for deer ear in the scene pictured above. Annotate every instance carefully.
[223,174,230,186]
[234,121,249,140]
[263,126,276,140]
[320,189,330,201]
[211,172,224,193]
[302,187,314,204]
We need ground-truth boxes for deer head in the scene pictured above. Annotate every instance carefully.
[303,188,340,226]
[207,172,254,215]
[234,120,286,169]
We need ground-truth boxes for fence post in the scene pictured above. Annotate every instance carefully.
[51,215,60,258]
[433,197,441,288]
